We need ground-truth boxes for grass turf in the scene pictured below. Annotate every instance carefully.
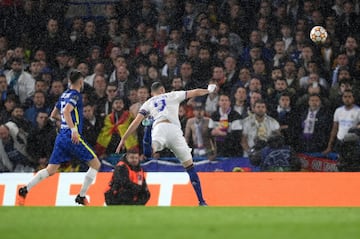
[0,207,359,239]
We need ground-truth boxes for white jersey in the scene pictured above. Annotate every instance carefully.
[333,105,360,140]
[139,91,186,129]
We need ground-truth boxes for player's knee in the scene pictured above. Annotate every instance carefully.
[182,159,194,168]
[46,165,59,176]
[152,140,161,153]
[88,158,101,171]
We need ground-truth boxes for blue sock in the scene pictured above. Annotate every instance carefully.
[186,165,205,203]
[143,125,152,158]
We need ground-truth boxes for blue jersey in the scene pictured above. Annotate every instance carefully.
[49,89,96,164]
[56,89,84,134]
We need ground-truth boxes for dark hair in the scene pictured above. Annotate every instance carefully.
[151,81,164,92]
[106,81,118,89]
[10,57,23,65]
[254,98,267,106]
[126,148,139,154]
[69,70,83,84]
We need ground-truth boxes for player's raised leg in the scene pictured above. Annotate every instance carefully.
[18,164,60,204]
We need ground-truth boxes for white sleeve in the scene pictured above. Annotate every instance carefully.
[171,91,186,103]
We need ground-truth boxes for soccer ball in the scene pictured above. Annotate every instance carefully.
[310,26,328,44]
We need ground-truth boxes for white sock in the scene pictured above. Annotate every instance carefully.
[27,169,50,191]
[79,167,98,197]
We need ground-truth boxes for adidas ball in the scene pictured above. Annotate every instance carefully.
[310,26,328,44]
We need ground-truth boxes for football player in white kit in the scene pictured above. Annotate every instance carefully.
[116,81,216,206]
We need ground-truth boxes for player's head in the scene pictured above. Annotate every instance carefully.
[151,81,165,95]
[69,70,84,85]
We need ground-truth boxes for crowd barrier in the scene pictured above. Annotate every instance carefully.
[1,172,359,207]
[101,153,338,172]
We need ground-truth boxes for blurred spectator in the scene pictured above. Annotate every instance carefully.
[130,86,150,118]
[299,62,329,91]
[91,74,107,104]
[271,38,288,68]
[52,50,73,85]
[109,65,139,99]
[216,21,244,58]
[296,82,330,110]
[267,78,294,110]
[248,90,263,115]
[26,111,57,171]
[47,80,64,109]
[184,39,200,64]
[178,62,196,90]
[208,93,242,157]
[0,95,17,124]
[323,90,360,154]
[147,48,163,70]
[24,90,51,127]
[160,50,180,91]
[185,103,214,158]
[95,97,138,158]
[268,92,298,147]
[170,77,184,91]
[221,56,239,95]
[295,93,332,153]
[146,66,161,88]
[210,65,227,93]
[28,59,42,79]
[75,20,106,61]
[279,23,294,53]
[231,86,249,119]
[133,60,151,88]
[104,46,121,75]
[192,46,214,87]
[35,18,71,67]
[8,104,32,137]
[68,16,84,46]
[336,1,360,44]
[182,0,198,39]
[0,73,15,109]
[329,77,354,111]
[82,103,103,149]
[0,121,33,172]
[233,66,252,89]
[256,16,275,50]
[241,99,280,157]
[5,57,35,104]
[95,82,118,119]
[283,59,300,92]
[163,28,186,56]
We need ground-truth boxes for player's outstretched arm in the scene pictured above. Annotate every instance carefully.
[116,113,145,153]
[186,84,217,99]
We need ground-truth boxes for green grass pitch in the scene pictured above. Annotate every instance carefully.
[1,207,359,239]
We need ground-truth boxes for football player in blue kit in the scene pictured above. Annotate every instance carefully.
[18,70,101,206]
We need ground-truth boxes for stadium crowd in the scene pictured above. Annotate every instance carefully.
[1,0,360,172]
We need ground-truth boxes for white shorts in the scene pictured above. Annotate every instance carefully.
[151,123,192,163]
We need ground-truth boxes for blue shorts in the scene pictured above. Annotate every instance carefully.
[49,130,97,165]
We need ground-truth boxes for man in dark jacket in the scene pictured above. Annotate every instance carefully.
[104,149,150,205]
